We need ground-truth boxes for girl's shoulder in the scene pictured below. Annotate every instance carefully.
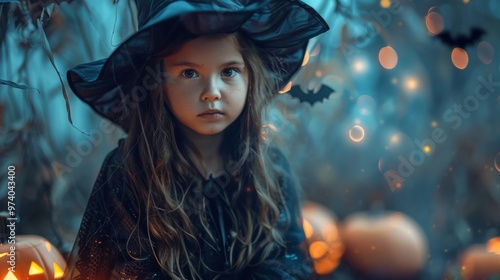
[102,138,126,166]
[265,144,300,196]
[266,144,293,175]
[93,138,130,194]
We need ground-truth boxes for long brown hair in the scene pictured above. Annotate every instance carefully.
[122,31,289,279]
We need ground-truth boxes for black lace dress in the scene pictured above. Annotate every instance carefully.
[64,140,313,279]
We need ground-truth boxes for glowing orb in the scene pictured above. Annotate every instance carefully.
[478,41,494,64]
[379,46,398,69]
[405,77,419,91]
[380,0,391,8]
[353,59,367,73]
[425,12,444,35]
[452,48,469,70]
[349,125,365,142]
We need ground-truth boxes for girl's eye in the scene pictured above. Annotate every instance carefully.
[221,68,239,77]
[181,69,199,78]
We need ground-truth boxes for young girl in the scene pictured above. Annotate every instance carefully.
[65,0,328,279]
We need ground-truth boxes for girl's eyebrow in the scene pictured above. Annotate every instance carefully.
[221,61,245,67]
[169,60,245,68]
[170,61,201,67]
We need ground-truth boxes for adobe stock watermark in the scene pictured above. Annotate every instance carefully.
[384,74,500,189]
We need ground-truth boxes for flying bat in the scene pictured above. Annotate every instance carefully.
[287,84,335,105]
[436,27,486,49]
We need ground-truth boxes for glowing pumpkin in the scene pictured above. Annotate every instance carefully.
[459,237,500,280]
[0,235,66,280]
[301,201,344,275]
[341,211,427,279]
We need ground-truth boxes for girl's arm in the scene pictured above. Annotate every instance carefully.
[64,142,164,279]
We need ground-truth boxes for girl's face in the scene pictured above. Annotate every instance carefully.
[163,34,249,135]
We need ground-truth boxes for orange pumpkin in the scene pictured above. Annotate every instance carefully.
[459,237,500,280]
[341,211,427,279]
[0,235,66,280]
[301,201,344,275]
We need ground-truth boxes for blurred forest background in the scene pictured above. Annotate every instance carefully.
[1,0,499,279]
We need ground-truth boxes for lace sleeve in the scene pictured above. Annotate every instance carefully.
[64,144,163,279]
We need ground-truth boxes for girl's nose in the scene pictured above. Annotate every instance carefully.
[201,78,222,101]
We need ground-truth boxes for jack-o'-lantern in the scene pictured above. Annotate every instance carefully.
[0,212,66,280]
[341,211,427,279]
[0,235,66,280]
[301,201,344,275]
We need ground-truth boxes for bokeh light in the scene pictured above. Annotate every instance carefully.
[349,125,365,142]
[425,12,444,35]
[302,201,344,275]
[379,46,398,69]
[302,51,310,66]
[487,237,500,254]
[279,81,292,93]
[262,123,277,131]
[451,48,469,69]
[477,41,494,64]
[405,77,419,91]
[423,145,432,155]
[303,219,314,239]
[494,152,500,172]
[310,241,329,259]
[427,6,439,13]
[356,95,376,115]
[352,59,367,73]
[310,44,321,56]
[378,131,415,185]
[261,123,278,141]
[382,169,404,190]
[380,0,391,9]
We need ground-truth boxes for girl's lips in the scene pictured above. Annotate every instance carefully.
[198,109,224,118]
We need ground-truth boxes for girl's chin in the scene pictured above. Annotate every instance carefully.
[180,124,227,137]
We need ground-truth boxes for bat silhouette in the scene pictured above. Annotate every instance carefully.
[288,84,335,105]
[436,27,486,49]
